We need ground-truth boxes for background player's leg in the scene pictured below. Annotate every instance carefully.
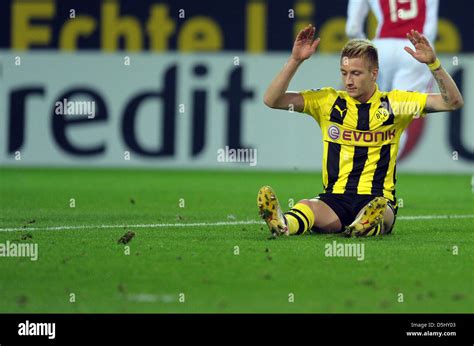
[373,39,398,91]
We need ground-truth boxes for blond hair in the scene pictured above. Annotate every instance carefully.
[341,39,379,70]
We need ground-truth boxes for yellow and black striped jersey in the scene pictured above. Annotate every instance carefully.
[301,84,427,202]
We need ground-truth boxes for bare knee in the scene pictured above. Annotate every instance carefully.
[298,199,319,219]
[298,199,342,233]
[382,206,395,234]
[298,199,314,209]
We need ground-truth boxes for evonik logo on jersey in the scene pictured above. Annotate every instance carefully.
[327,125,396,143]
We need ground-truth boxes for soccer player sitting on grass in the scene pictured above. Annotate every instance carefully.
[259,25,463,237]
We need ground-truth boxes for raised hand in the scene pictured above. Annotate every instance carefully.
[291,24,320,62]
[404,29,437,64]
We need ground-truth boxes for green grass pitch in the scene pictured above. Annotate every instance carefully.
[0,168,472,313]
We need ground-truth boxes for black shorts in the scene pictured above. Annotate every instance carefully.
[316,193,398,233]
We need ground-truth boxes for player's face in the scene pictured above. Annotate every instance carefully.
[340,57,378,102]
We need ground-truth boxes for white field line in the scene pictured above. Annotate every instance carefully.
[0,220,262,232]
[126,293,175,303]
[0,214,473,232]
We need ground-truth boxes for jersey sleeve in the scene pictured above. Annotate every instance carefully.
[389,90,428,128]
[300,88,333,124]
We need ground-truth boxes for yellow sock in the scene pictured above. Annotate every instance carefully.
[284,203,315,235]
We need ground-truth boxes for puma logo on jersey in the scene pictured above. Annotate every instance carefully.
[333,104,347,118]
[329,97,348,125]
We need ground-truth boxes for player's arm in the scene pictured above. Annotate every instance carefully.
[405,30,464,113]
[425,67,463,112]
[345,0,369,39]
[263,24,320,112]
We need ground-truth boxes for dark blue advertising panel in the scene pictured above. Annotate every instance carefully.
[1,0,471,52]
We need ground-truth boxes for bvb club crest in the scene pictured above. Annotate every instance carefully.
[375,107,390,122]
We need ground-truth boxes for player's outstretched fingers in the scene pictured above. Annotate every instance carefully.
[420,33,431,46]
[309,25,315,39]
[296,25,311,41]
[306,24,313,35]
[414,30,429,48]
[404,46,416,57]
[413,30,423,42]
[305,25,315,42]
[406,32,415,46]
[311,37,321,50]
